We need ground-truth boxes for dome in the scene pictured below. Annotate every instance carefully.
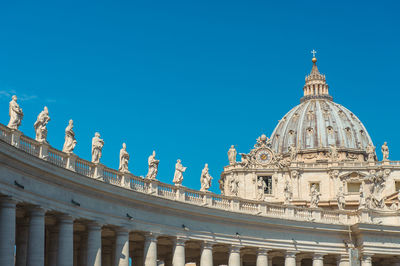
[270,55,373,154]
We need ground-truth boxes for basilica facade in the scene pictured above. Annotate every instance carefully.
[0,56,400,266]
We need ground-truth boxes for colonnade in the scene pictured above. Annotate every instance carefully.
[0,197,397,266]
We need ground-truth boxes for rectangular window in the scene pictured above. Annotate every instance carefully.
[348,182,361,193]
[395,181,400,192]
[260,176,273,194]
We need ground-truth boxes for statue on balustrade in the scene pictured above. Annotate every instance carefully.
[34,106,50,143]
[173,159,186,186]
[366,143,376,162]
[229,176,239,196]
[310,184,321,208]
[146,150,159,180]
[119,143,130,173]
[288,144,297,161]
[200,163,213,192]
[7,95,24,130]
[62,119,77,153]
[228,145,237,165]
[337,186,346,210]
[283,181,292,205]
[381,142,389,161]
[91,132,104,164]
[256,177,266,201]
[329,144,338,161]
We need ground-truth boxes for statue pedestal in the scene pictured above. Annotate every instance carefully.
[66,153,77,171]
[339,213,348,224]
[359,208,371,223]
[39,142,49,159]
[312,209,322,221]
[121,173,132,189]
[10,129,22,148]
[148,180,158,195]
[176,187,185,201]
[285,205,295,218]
[93,163,104,180]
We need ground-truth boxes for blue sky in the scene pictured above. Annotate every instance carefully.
[0,0,399,193]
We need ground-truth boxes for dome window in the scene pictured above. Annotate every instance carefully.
[306,127,314,134]
[327,126,334,135]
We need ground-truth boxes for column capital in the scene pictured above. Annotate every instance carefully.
[285,251,298,258]
[313,252,326,260]
[58,215,74,224]
[144,232,159,242]
[256,248,271,255]
[29,206,46,216]
[201,241,215,250]
[174,236,188,246]
[229,245,242,253]
[362,253,373,262]
[86,221,102,231]
[0,196,17,208]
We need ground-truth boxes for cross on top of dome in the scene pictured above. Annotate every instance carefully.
[300,50,332,103]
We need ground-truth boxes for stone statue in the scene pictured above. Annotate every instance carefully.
[62,120,77,153]
[359,185,366,210]
[239,153,251,168]
[227,145,237,165]
[33,106,50,142]
[146,150,159,180]
[366,143,375,162]
[337,186,345,210]
[288,144,297,161]
[7,95,24,130]
[310,184,321,208]
[329,144,338,161]
[283,181,292,205]
[256,177,266,201]
[218,178,225,195]
[200,163,213,192]
[118,143,130,173]
[367,170,386,209]
[91,132,104,164]
[173,159,186,186]
[229,177,239,196]
[381,142,389,161]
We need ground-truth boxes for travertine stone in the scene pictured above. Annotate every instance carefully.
[57,215,74,266]
[144,233,158,266]
[27,207,46,266]
[115,229,129,266]
[0,198,17,266]
[7,95,23,130]
[34,106,50,143]
[146,151,159,180]
[173,159,186,186]
[172,237,186,266]
[63,119,77,153]
[87,223,102,266]
[200,163,213,192]
[228,145,237,165]
[119,143,130,173]
[200,242,213,266]
[91,132,104,163]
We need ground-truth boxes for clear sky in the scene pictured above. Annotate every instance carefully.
[0,0,399,193]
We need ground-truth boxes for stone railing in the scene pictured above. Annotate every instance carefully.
[0,123,379,225]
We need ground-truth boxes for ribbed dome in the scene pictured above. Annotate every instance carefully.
[270,54,373,154]
[270,99,373,153]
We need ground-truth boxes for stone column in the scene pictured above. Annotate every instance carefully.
[87,223,102,266]
[361,254,372,266]
[172,237,186,266]
[27,207,46,266]
[200,242,214,266]
[144,233,158,266]
[16,219,29,266]
[47,228,59,266]
[0,197,16,266]
[256,248,269,266]
[57,215,74,266]
[284,251,297,266]
[312,253,324,266]
[296,258,301,266]
[115,229,130,266]
[229,246,241,266]
[336,254,349,266]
